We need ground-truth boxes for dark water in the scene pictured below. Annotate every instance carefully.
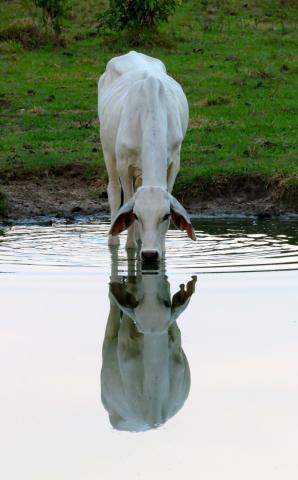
[0,217,297,479]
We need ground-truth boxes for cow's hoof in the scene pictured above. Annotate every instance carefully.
[108,235,120,247]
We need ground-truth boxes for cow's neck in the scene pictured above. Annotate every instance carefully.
[142,150,167,188]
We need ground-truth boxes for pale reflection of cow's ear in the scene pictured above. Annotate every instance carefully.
[171,276,197,321]
[109,282,138,320]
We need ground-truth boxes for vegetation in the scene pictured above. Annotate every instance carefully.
[33,0,69,34]
[0,17,65,48]
[97,0,181,32]
[0,0,297,195]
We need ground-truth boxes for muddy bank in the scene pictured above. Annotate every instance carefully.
[180,174,298,217]
[0,169,297,221]
[0,167,109,220]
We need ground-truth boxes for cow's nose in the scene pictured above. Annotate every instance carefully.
[141,250,159,260]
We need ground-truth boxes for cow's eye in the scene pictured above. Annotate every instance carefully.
[164,300,171,308]
[163,213,170,221]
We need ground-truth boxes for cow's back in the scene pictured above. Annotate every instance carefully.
[98,51,188,158]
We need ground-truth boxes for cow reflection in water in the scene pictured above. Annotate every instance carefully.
[101,249,197,432]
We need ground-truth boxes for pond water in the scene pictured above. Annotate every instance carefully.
[0,217,297,480]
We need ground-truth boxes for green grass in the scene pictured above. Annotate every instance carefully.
[0,0,297,191]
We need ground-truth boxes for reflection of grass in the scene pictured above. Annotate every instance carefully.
[0,0,297,191]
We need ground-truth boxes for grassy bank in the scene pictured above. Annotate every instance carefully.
[0,0,297,214]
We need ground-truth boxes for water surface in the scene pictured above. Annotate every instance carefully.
[0,218,297,480]
[0,217,297,273]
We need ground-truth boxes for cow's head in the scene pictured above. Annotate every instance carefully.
[110,274,197,334]
[109,186,196,260]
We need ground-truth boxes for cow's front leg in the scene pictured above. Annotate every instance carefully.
[126,218,137,250]
[103,150,121,247]
[167,149,180,194]
[119,167,137,250]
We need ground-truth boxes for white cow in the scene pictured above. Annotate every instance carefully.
[98,51,196,260]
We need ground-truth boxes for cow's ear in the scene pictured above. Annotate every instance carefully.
[109,282,138,320]
[110,283,138,309]
[109,197,136,236]
[171,276,197,321]
[169,195,196,241]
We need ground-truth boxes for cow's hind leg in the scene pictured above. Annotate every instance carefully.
[104,150,121,246]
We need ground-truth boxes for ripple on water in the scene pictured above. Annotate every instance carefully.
[0,218,297,274]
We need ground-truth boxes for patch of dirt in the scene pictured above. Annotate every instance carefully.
[0,166,108,220]
[0,99,12,107]
[0,169,297,220]
[177,174,298,217]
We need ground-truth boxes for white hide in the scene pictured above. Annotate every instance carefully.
[98,51,195,256]
[101,271,197,432]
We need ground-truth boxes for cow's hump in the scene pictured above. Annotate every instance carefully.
[105,51,166,82]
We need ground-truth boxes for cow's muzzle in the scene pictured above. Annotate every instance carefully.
[141,250,159,261]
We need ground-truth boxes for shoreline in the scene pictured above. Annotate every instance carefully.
[0,169,297,222]
[1,211,298,229]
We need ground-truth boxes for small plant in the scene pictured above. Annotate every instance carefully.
[98,0,181,32]
[33,0,69,34]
